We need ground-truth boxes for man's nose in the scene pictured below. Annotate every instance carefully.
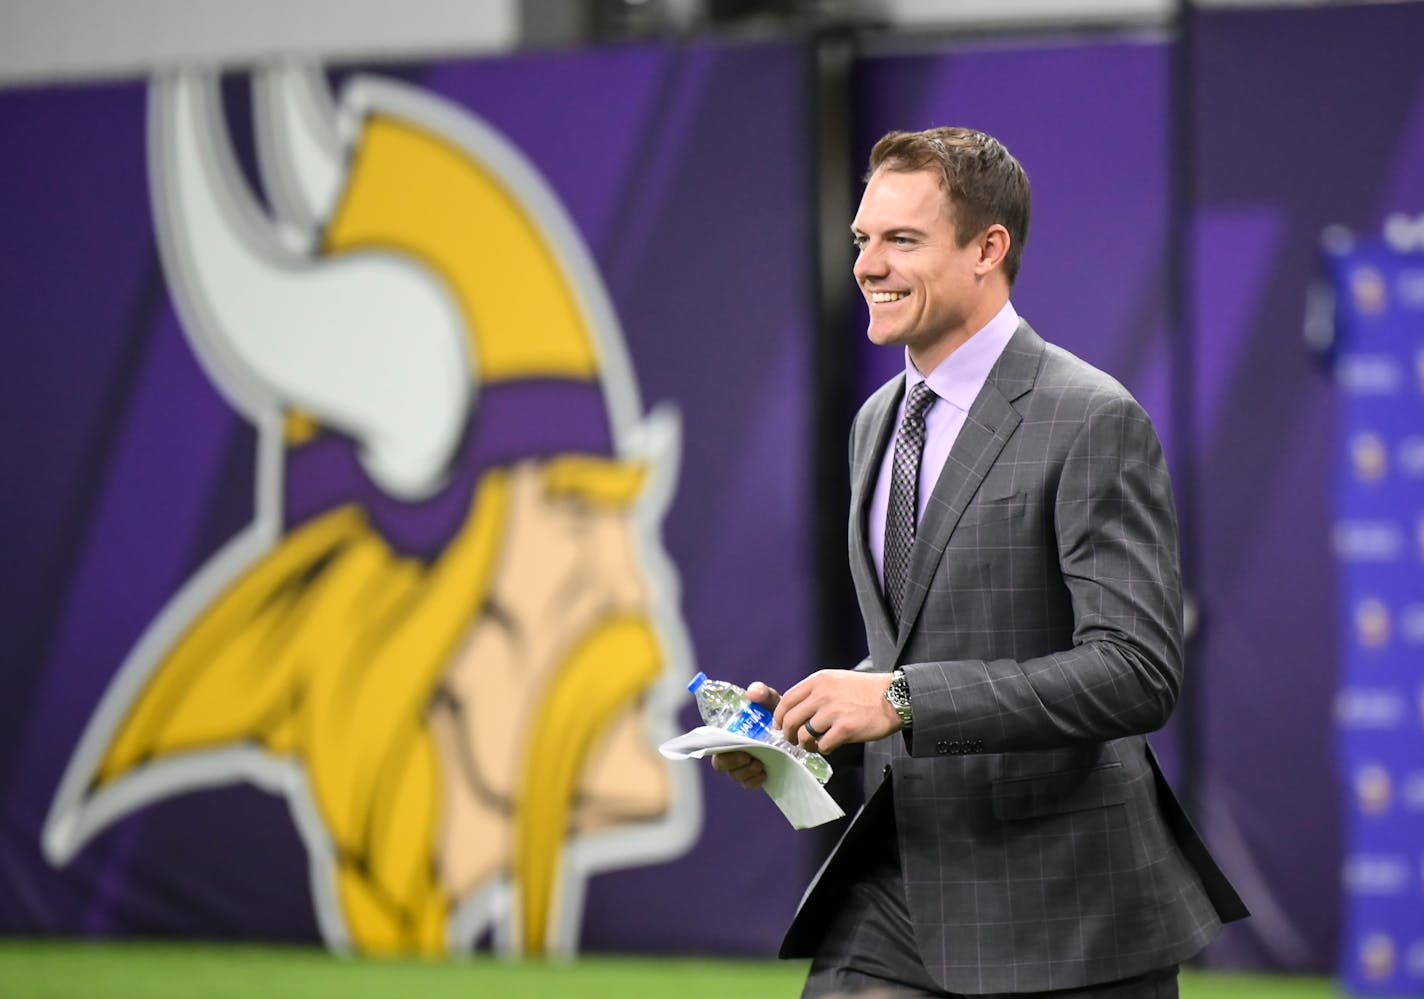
[612,564,650,612]
[601,527,651,612]
[853,242,885,282]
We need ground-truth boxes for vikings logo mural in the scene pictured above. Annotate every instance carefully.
[42,64,699,956]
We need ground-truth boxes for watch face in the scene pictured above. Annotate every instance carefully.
[884,672,912,727]
[886,673,911,728]
[888,675,909,706]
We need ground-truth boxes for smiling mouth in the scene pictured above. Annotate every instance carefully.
[870,291,908,304]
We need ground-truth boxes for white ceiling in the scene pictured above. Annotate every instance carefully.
[0,0,519,87]
[0,0,1404,89]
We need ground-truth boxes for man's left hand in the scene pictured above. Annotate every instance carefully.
[773,669,901,753]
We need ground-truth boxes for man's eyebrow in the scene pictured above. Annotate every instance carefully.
[849,225,929,239]
[542,456,647,507]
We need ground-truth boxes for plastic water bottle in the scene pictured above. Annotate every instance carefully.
[687,672,832,784]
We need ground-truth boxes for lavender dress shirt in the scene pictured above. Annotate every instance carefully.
[868,301,1020,589]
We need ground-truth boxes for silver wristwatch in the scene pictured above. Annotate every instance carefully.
[885,669,913,729]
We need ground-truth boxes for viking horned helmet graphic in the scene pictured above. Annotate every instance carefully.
[43,62,699,957]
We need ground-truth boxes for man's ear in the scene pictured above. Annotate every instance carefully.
[975,224,1011,277]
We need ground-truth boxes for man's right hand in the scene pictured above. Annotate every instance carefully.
[708,681,779,790]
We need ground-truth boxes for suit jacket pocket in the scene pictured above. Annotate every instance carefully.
[991,761,1126,820]
[955,491,1028,528]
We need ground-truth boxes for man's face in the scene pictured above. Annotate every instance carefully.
[431,459,671,898]
[851,167,987,369]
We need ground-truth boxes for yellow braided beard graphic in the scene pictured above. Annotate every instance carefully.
[514,616,660,953]
[87,476,510,954]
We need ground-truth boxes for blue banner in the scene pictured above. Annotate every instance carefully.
[1328,235,1424,996]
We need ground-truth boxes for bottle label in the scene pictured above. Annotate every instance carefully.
[726,701,775,742]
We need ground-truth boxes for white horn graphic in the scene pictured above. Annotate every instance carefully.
[253,59,344,243]
[150,70,471,500]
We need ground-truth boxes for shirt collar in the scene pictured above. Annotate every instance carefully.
[904,300,1019,412]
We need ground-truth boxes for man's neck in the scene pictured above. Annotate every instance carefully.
[908,291,1010,375]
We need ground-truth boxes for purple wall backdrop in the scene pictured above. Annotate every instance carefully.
[0,41,819,954]
[856,6,1424,974]
[1191,2,1424,974]
[5,3,1424,973]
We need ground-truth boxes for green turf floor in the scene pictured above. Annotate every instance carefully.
[0,942,1337,999]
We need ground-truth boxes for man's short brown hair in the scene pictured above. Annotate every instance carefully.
[867,127,1031,284]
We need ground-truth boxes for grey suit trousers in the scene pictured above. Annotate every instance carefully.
[801,786,1180,998]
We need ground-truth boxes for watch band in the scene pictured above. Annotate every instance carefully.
[885,669,913,729]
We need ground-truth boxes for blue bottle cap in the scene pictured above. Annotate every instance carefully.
[687,671,708,692]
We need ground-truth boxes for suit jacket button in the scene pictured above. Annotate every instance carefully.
[936,741,949,755]
[883,764,891,778]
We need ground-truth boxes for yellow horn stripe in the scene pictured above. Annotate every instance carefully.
[324,114,599,383]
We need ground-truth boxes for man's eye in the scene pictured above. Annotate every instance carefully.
[851,235,867,249]
[550,493,595,524]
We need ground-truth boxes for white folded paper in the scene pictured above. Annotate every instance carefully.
[658,726,845,830]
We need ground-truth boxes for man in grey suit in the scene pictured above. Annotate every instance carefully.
[712,127,1247,997]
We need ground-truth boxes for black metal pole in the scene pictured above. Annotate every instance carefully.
[808,22,861,866]
[1168,0,1204,837]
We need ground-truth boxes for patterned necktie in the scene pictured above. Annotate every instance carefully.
[883,380,937,620]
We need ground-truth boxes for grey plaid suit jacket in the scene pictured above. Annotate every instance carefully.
[781,320,1247,995]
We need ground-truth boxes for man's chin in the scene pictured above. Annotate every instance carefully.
[866,322,910,347]
[569,699,672,832]
[570,781,670,831]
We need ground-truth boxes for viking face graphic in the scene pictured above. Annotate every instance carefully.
[42,64,699,956]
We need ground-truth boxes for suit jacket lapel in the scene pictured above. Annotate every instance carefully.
[850,376,902,647]
[893,321,1044,656]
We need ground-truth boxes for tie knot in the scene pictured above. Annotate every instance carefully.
[904,381,936,422]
